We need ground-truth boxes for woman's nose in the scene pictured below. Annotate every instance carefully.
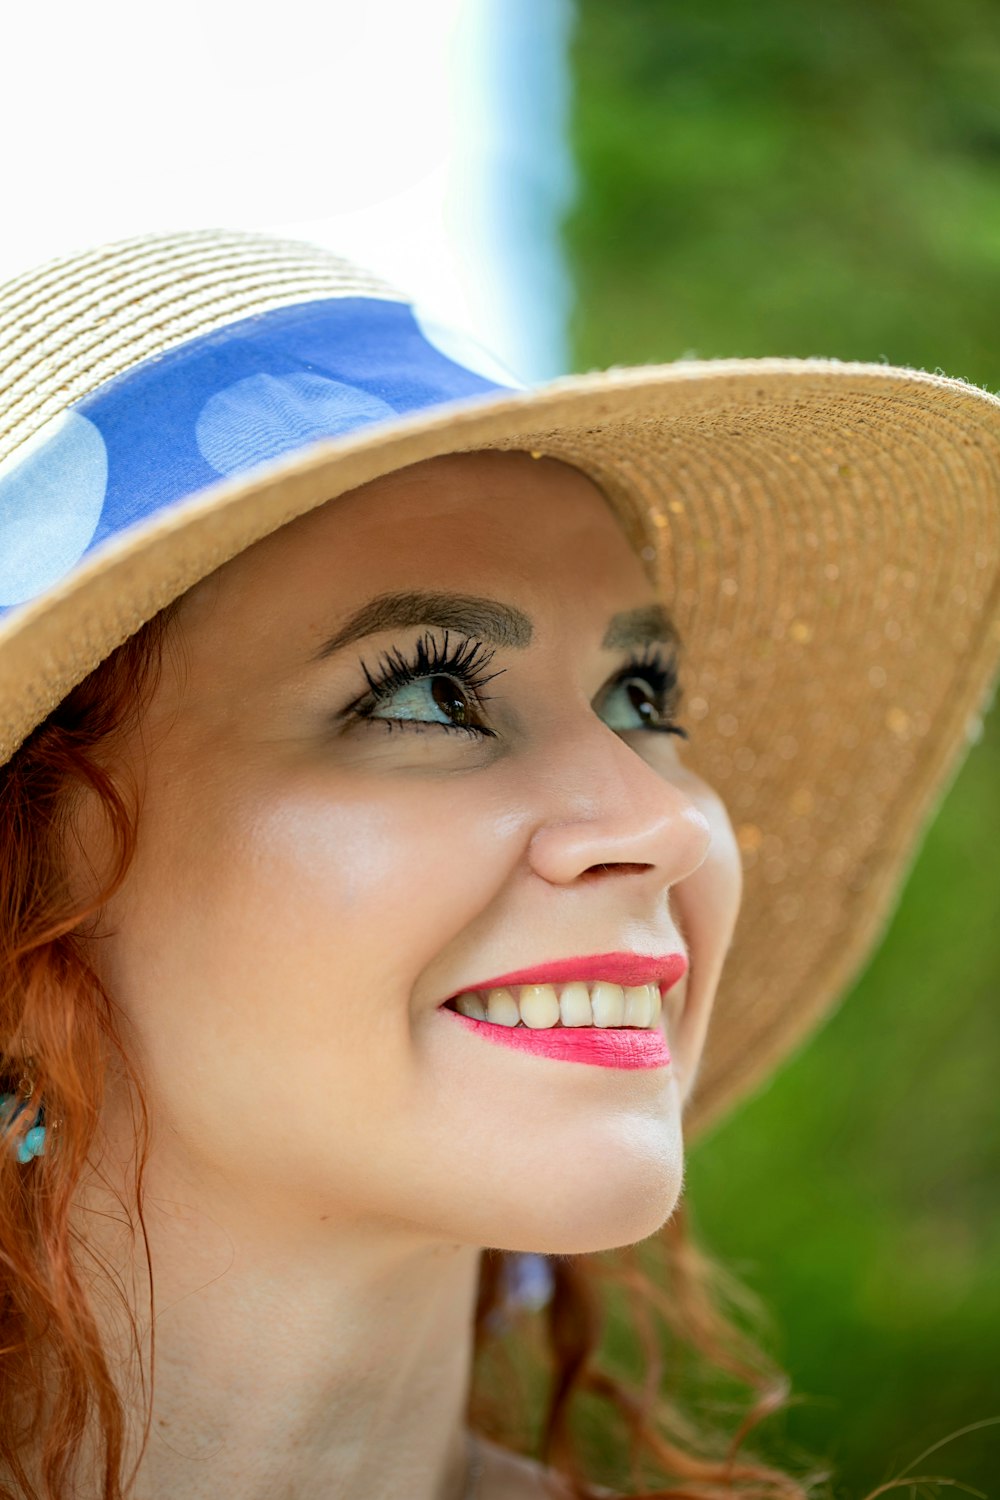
[525,722,712,891]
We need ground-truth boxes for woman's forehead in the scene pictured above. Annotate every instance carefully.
[160,450,665,708]
[180,450,654,640]
[290,449,624,543]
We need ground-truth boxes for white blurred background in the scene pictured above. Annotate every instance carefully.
[1,0,575,382]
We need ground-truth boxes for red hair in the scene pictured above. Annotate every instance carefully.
[0,605,851,1498]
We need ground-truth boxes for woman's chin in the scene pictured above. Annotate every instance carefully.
[482,1126,686,1257]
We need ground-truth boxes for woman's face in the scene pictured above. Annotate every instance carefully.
[84,451,741,1255]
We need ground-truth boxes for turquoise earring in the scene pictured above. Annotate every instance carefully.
[0,1065,46,1164]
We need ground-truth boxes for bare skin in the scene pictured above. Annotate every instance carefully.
[64,451,741,1500]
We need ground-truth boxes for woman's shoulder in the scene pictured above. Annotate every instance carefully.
[477,1436,622,1500]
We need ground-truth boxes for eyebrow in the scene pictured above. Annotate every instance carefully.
[311,590,679,660]
[601,603,679,652]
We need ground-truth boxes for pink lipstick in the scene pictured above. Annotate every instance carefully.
[438,951,685,1071]
[441,1010,671,1070]
[449,951,687,996]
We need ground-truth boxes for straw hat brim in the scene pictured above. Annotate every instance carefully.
[2,359,998,1138]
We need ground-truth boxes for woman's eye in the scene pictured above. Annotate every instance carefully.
[599,676,685,735]
[345,635,685,742]
[367,674,485,732]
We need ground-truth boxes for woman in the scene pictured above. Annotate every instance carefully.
[0,229,997,1500]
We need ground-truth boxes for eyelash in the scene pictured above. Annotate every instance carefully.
[350,631,506,738]
[615,642,689,739]
[344,631,689,741]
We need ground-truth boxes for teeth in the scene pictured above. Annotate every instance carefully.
[623,984,653,1028]
[450,981,663,1031]
[518,984,562,1028]
[558,982,592,1027]
[590,981,625,1027]
[486,987,519,1026]
[455,992,487,1021]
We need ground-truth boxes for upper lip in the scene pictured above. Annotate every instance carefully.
[444,950,688,1001]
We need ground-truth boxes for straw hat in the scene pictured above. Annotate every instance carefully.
[1,228,998,1140]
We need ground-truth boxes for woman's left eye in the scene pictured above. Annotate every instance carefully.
[597,673,689,738]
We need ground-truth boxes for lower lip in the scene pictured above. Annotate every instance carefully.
[440,1009,671,1070]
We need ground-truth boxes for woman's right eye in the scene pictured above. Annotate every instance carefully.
[342,630,503,739]
[362,673,491,736]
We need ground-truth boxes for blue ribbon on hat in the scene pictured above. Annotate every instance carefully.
[0,297,520,618]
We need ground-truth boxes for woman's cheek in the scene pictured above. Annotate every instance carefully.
[228,773,517,982]
[664,777,742,1099]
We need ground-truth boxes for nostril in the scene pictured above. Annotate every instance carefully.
[581,862,655,878]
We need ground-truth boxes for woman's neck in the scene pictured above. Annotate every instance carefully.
[63,1143,483,1500]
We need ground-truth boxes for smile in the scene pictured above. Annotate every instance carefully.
[440,1000,673,1071]
[443,980,663,1030]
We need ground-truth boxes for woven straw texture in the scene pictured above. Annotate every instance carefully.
[1,230,999,1139]
[0,228,402,470]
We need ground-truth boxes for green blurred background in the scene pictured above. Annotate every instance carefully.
[565,2,1000,1494]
